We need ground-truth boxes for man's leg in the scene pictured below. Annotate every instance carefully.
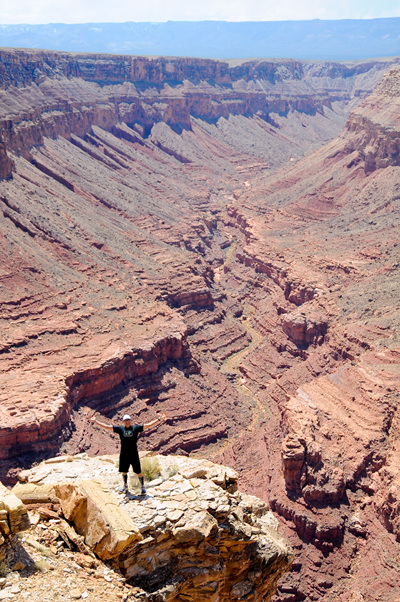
[118,455,129,492]
[138,472,146,495]
[132,456,146,494]
[118,473,128,492]
[132,454,146,495]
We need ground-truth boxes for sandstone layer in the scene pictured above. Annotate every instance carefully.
[0,481,30,550]
[0,49,400,601]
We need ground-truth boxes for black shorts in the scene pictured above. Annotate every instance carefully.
[119,453,142,474]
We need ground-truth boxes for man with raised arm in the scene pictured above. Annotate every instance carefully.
[90,412,167,495]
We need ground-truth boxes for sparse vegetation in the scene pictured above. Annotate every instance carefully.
[34,558,49,573]
[0,560,8,577]
[140,456,162,482]
[28,540,53,557]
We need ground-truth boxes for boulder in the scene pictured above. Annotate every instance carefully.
[0,482,30,537]
[172,510,218,542]
[54,479,142,560]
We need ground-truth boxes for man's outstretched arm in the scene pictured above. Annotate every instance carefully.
[143,412,167,431]
[90,415,113,431]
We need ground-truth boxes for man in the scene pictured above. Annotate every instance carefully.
[90,412,167,495]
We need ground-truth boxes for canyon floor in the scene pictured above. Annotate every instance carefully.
[0,50,400,601]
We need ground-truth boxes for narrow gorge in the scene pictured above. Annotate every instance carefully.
[1,49,400,601]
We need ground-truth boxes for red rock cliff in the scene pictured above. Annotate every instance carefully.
[0,49,397,179]
[0,50,400,602]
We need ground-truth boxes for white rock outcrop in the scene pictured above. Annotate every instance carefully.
[13,453,292,601]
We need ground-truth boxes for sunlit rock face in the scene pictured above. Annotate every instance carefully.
[0,48,395,466]
[216,66,400,602]
[1,48,400,601]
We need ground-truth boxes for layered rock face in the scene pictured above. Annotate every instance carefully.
[1,49,400,601]
[215,66,400,602]
[1,49,395,467]
[13,454,293,601]
[343,66,400,173]
[0,482,30,553]
[0,49,398,181]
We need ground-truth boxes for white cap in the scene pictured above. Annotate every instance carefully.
[122,414,131,421]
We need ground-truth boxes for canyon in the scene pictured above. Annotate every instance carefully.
[0,48,400,601]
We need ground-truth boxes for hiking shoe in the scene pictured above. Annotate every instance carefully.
[141,487,146,495]
[119,485,128,493]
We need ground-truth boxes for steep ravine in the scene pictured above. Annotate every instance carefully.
[215,68,400,602]
[1,51,400,602]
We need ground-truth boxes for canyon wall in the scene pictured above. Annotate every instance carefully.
[0,49,399,601]
[2,49,396,464]
[215,66,400,602]
[0,49,398,180]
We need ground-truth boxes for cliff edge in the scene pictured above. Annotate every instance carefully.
[5,454,293,601]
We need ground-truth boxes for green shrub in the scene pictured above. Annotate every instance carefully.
[140,457,162,482]
[34,558,49,573]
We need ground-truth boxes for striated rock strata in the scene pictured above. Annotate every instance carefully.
[0,482,30,556]
[215,66,400,602]
[0,50,400,602]
[0,50,398,469]
[0,49,398,180]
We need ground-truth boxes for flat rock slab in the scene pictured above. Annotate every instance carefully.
[11,482,58,505]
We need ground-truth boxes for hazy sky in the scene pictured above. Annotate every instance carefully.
[1,0,400,24]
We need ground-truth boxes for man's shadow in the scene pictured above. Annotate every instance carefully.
[125,491,150,501]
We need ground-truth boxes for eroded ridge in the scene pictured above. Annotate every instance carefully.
[0,51,400,602]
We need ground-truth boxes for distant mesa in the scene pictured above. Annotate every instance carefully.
[0,18,400,60]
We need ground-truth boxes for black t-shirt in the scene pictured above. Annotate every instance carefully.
[113,424,143,455]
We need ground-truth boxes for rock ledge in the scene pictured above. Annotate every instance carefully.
[12,453,292,601]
